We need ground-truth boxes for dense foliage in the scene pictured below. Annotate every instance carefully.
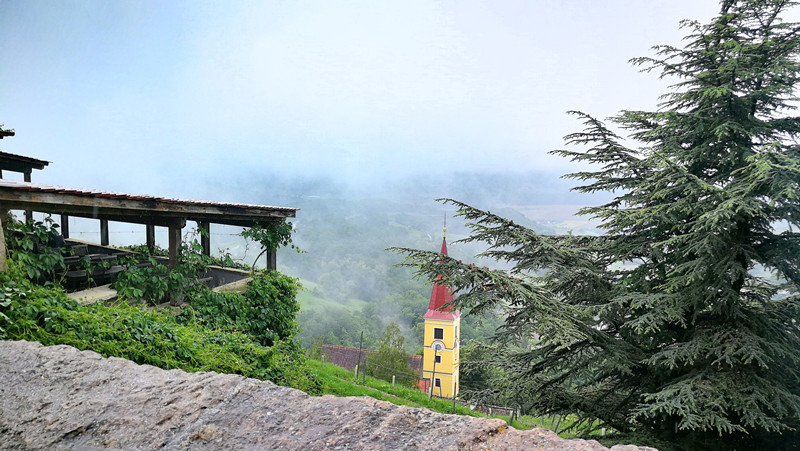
[365,322,417,387]
[0,216,319,393]
[396,1,800,449]
[241,219,300,267]
[0,262,319,393]
[178,271,301,347]
[298,288,504,354]
[4,216,67,283]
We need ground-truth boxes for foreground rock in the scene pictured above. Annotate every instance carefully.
[0,340,654,450]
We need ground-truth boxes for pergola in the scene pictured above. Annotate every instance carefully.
[0,149,50,223]
[0,179,298,272]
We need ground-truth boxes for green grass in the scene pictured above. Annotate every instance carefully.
[296,280,368,313]
[307,358,479,415]
[0,262,320,395]
[307,357,610,440]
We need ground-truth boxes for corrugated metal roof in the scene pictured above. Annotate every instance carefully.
[0,179,297,213]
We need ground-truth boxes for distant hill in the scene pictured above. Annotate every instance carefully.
[198,170,607,349]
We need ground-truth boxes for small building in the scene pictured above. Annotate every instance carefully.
[421,236,460,398]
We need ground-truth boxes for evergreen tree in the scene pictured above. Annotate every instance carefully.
[366,323,417,387]
[396,1,800,448]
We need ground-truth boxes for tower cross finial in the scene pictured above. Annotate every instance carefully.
[443,212,446,237]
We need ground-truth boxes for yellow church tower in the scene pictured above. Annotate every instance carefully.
[422,235,460,398]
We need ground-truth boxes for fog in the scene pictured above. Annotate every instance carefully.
[1,0,724,348]
[0,1,721,198]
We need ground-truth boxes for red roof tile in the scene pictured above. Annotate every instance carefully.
[423,237,460,321]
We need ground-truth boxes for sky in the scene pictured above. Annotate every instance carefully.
[0,1,724,202]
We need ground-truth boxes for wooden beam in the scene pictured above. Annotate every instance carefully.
[100,219,109,246]
[0,200,286,228]
[266,249,277,271]
[146,224,155,251]
[0,187,296,223]
[0,162,47,173]
[60,214,69,239]
[0,206,189,228]
[198,221,211,257]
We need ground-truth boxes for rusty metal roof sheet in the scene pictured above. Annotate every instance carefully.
[0,179,295,212]
[0,179,297,226]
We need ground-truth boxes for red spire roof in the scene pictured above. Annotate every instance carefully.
[423,237,460,321]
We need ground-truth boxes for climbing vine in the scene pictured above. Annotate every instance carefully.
[241,219,302,270]
[3,215,67,284]
[0,219,318,393]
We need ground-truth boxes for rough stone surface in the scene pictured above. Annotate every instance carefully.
[0,340,656,450]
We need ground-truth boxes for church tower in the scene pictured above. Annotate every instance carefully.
[422,236,460,398]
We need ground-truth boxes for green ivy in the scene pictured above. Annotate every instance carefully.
[177,271,301,347]
[4,216,67,284]
[241,220,302,269]
[0,221,319,393]
[0,264,319,393]
[112,238,211,305]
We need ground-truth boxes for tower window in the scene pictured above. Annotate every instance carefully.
[434,378,441,388]
[435,355,441,363]
[434,328,444,339]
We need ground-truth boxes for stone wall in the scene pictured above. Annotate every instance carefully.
[0,340,655,451]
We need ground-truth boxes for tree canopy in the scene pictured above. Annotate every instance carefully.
[396,1,800,448]
[366,322,417,387]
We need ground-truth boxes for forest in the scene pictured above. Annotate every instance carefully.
[227,170,596,352]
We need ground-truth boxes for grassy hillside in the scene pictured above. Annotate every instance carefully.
[307,357,602,439]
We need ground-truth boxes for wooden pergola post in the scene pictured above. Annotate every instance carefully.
[198,221,211,257]
[167,219,186,306]
[23,172,33,224]
[100,219,109,246]
[167,220,184,271]
[146,224,156,251]
[60,214,69,239]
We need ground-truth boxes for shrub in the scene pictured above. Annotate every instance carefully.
[0,260,319,394]
[177,271,301,347]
